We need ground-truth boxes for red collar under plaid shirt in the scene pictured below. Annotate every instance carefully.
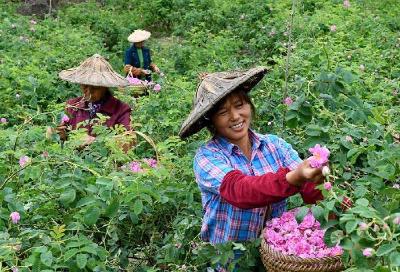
[193,130,302,244]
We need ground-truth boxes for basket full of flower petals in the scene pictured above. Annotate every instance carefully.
[123,76,162,98]
[260,209,344,272]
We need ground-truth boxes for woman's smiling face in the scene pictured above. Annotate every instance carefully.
[211,92,252,145]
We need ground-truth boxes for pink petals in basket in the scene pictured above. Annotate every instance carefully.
[264,209,343,258]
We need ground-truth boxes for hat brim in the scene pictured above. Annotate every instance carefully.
[179,67,268,139]
[59,69,129,88]
[128,31,151,43]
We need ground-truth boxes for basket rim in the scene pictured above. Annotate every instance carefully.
[260,237,343,264]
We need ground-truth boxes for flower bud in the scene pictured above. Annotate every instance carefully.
[363,248,374,257]
[322,166,330,177]
[323,182,332,190]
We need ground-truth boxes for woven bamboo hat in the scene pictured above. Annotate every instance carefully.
[179,66,268,139]
[128,29,151,43]
[59,54,129,88]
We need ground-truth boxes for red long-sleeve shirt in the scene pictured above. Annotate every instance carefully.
[219,168,323,209]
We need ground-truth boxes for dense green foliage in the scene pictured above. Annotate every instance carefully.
[0,0,399,271]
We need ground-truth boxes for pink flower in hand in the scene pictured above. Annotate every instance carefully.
[153,84,161,92]
[323,182,332,190]
[61,114,70,124]
[308,144,330,168]
[363,248,374,257]
[284,97,293,106]
[10,212,20,224]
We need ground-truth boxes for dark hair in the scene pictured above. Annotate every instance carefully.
[205,89,255,135]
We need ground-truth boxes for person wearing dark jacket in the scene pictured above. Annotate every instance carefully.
[124,29,160,81]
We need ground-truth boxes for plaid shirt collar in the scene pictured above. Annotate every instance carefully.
[213,129,264,155]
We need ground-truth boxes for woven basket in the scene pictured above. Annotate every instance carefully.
[124,85,148,97]
[260,237,344,272]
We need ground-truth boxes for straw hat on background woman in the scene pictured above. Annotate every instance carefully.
[58,54,131,146]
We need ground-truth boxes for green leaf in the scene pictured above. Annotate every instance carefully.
[311,205,324,222]
[40,251,53,267]
[389,251,400,266]
[133,199,143,215]
[76,196,97,208]
[64,248,79,261]
[104,198,120,218]
[376,243,398,257]
[355,198,369,206]
[83,206,100,226]
[295,206,309,223]
[59,188,76,206]
[76,253,88,269]
[345,220,358,234]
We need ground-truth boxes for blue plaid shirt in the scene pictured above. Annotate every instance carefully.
[193,130,302,244]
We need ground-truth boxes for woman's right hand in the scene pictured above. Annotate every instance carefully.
[286,160,325,186]
[56,125,67,141]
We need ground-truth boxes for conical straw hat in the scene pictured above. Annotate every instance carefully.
[128,29,151,43]
[59,54,129,88]
[179,66,268,139]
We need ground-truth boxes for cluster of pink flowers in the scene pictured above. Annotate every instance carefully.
[343,0,351,8]
[308,144,330,168]
[127,77,162,92]
[0,117,7,123]
[264,209,343,258]
[122,158,158,173]
[10,211,21,224]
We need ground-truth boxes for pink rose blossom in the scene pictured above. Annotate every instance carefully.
[10,212,20,224]
[323,182,332,190]
[61,114,70,124]
[343,0,351,8]
[308,144,330,168]
[153,84,161,92]
[393,216,400,225]
[284,96,293,106]
[19,155,30,167]
[129,161,143,173]
[330,25,337,32]
[359,222,368,231]
[363,248,374,257]
[0,117,7,123]
[143,158,157,168]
